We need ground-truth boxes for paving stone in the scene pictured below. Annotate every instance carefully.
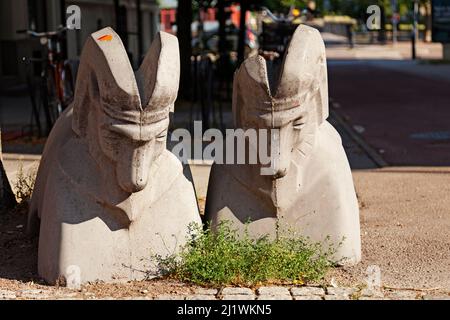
[422,295,450,300]
[154,295,186,300]
[257,286,290,296]
[326,287,357,297]
[19,289,51,299]
[360,288,384,298]
[291,287,325,296]
[194,288,218,295]
[324,295,350,300]
[221,287,253,295]
[386,290,418,300]
[185,294,217,300]
[121,296,152,300]
[358,296,385,300]
[55,291,78,296]
[222,294,256,300]
[0,290,16,300]
[293,295,323,300]
[257,295,292,300]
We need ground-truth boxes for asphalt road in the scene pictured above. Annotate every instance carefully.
[328,61,450,167]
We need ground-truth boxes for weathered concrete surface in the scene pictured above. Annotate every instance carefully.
[27,27,201,285]
[205,25,361,265]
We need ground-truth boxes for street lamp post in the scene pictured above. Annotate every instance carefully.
[237,0,248,65]
[136,0,143,61]
[412,0,419,60]
[391,0,398,44]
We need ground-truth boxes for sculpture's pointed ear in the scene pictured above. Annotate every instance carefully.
[233,55,271,127]
[72,27,140,137]
[137,32,180,112]
[275,25,329,124]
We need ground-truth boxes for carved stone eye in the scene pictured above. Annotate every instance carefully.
[156,130,167,142]
[293,117,307,130]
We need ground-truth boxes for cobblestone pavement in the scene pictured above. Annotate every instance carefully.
[1,286,449,300]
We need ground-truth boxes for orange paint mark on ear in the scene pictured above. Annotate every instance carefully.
[97,34,113,41]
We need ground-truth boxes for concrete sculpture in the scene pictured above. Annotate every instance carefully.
[28,27,201,284]
[205,25,361,264]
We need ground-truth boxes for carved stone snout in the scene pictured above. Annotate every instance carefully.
[116,144,152,193]
[105,121,168,193]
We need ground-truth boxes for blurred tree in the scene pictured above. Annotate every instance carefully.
[316,0,430,22]
[280,0,308,8]
[177,0,193,98]
[315,0,432,42]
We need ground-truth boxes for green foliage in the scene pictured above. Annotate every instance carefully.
[154,222,337,287]
[193,0,309,14]
[322,0,380,19]
[261,0,307,13]
[279,0,308,10]
[320,0,431,20]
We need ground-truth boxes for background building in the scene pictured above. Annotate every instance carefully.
[0,0,160,85]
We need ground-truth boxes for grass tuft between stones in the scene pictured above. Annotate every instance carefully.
[153,222,338,287]
[14,162,37,203]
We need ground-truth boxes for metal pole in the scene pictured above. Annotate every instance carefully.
[237,0,248,65]
[218,0,226,56]
[60,0,66,26]
[42,0,48,32]
[391,0,397,44]
[59,0,68,59]
[217,0,226,76]
[136,0,143,61]
[412,0,419,60]
[114,0,120,30]
[176,0,192,98]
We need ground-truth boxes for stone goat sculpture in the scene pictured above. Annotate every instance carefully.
[29,27,201,284]
[205,25,361,265]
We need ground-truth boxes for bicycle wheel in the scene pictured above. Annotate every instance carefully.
[45,65,61,125]
[60,62,74,109]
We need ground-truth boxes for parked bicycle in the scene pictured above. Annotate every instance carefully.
[17,25,74,135]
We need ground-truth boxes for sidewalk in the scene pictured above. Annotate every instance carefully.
[323,36,450,291]
[324,35,443,61]
[332,166,450,292]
